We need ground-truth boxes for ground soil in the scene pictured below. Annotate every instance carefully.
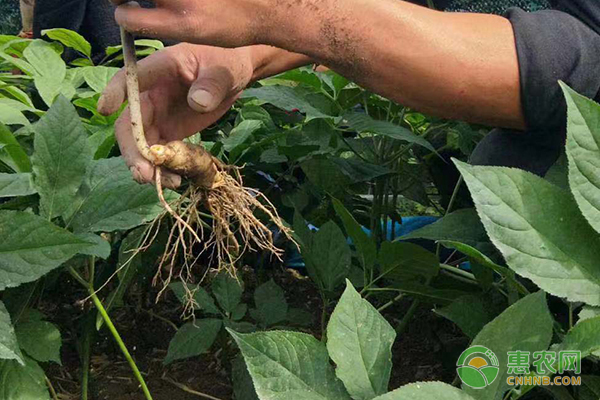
[42,267,544,400]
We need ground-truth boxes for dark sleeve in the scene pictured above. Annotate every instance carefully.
[506,7,600,132]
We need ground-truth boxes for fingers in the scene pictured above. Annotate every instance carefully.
[98,50,178,116]
[187,65,236,113]
[114,96,182,189]
[114,4,184,41]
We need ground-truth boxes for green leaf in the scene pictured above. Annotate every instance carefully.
[378,242,439,283]
[83,66,119,93]
[463,292,553,400]
[0,104,29,126]
[401,208,492,253]
[435,295,494,339]
[42,29,92,58]
[455,160,600,305]
[75,233,111,259]
[0,357,50,400]
[0,173,35,198]
[342,112,435,152]
[331,158,391,183]
[229,329,351,400]
[232,356,259,400]
[65,157,168,233]
[15,312,61,365]
[242,86,334,121]
[440,241,527,295]
[164,319,222,364]
[0,302,23,365]
[332,197,376,270]
[169,282,221,315]
[304,221,351,293]
[252,280,288,326]
[23,40,66,106]
[372,382,476,400]
[211,272,244,314]
[0,85,34,109]
[32,96,92,219]
[223,120,263,152]
[556,315,600,359]
[0,210,92,290]
[327,281,395,399]
[561,83,600,235]
[0,123,31,173]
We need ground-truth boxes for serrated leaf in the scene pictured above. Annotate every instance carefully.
[327,281,395,399]
[304,221,351,293]
[15,313,62,365]
[32,96,92,219]
[42,29,91,58]
[463,292,553,400]
[561,83,600,235]
[0,302,23,365]
[252,280,288,327]
[455,160,600,305]
[0,211,92,290]
[212,272,244,314]
[232,356,259,400]
[83,66,119,93]
[332,198,376,270]
[65,157,168,233]
[164,319,222,364]
[0,123,31,173]
[242,86,334,121]
[229,329,351,400]
[342,112,435,152]
[23,40,66,106]
[373,382,476,400]
[0,357,50,400]
[169,282,221,315]
[0,173,35,198]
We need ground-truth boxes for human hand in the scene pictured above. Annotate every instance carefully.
[98,43,254,187]
[109,0,274,48]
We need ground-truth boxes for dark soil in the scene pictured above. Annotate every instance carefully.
[43,268,476,400]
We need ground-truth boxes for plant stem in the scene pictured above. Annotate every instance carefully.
[45,376,59,400]
[67,264,153,400]
[396,299,420,335]
[377,293,404,313]
[90,292,153,400]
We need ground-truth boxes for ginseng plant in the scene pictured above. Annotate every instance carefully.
[118,27,293,308]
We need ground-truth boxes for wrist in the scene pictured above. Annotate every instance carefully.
[248,45,313,83]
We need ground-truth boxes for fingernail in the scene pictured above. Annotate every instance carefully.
[190,90,214,110]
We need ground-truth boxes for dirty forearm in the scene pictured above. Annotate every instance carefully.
[263,0,525,129]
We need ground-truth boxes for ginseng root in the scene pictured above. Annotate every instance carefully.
[119,27,293,308]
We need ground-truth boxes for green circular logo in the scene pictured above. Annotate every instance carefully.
[457,346,500,389]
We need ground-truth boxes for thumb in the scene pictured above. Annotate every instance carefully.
[187,66,235,113]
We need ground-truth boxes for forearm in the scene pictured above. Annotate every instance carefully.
[249,45,313,83]
[264,0,525,129]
